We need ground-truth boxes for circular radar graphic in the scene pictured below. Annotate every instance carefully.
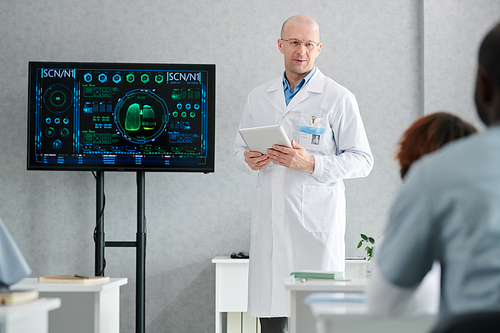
[43,84,73,113]
[114,90,168,144]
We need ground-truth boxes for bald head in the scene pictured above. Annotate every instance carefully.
[278,14,322,85]
[281,14,320,41]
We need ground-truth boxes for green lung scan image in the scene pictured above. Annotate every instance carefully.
[141,105,156,130]
[125,103,141,131]
[115,90,167,144]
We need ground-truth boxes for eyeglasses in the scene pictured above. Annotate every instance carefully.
[280,38,320,49]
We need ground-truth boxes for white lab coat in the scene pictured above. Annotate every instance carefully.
[233,68,373,317]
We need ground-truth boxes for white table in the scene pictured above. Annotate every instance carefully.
[0,297,61,333]
[307,293,437,333]
[11,278,127,333]
[212,256,367,333]
[285,278,368,333]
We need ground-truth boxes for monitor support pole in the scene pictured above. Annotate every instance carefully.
[95,171,105,276]
[95,171,146,333]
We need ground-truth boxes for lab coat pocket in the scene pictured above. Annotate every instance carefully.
[298,115,328,151]
[300,185,343,234]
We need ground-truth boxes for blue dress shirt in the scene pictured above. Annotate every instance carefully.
[283,67,316,106]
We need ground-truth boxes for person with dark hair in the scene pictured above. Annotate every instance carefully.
[396,112,477,179]
[364,112,477,316]
[368,21,500,318]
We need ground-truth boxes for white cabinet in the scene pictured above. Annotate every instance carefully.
[213,257,257,333]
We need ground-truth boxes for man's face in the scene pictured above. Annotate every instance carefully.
[278,21,322,79]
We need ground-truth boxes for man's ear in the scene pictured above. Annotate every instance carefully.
[477,65,493,105]
[277,38,284,54]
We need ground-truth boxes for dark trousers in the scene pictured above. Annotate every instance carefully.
[259,317,289,333]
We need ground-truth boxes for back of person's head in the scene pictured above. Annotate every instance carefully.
[479,22,500,87]
[476,21,500,125]
[396,112,477,179]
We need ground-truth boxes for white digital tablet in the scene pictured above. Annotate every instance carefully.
[238,125,292,154]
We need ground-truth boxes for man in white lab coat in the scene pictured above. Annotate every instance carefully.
[367,21,500,320]
[233,14,373,332]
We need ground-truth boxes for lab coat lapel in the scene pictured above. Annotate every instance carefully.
[268,70,326,121]
[268,78,286,109]
[286,70,325,111]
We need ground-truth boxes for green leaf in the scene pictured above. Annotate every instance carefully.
[357,240,363,249]
[361,234,368,241]
[369,237,375,244]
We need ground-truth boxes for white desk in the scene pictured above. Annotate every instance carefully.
[0,297,61,333]
[307,294,437,333]
[11,278,127,333]
[212,256,367,333]
[285,278,368,333]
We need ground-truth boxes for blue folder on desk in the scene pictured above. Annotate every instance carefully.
[304,293,366,304]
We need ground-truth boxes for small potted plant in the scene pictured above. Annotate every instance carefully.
[357,234,375,261]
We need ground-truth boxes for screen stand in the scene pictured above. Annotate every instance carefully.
[95,171,146,333]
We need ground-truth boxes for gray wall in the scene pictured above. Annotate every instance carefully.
[1,1,499,332]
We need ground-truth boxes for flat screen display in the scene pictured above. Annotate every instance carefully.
[27,62,215,172]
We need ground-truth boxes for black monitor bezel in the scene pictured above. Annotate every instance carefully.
[27,61,216,173]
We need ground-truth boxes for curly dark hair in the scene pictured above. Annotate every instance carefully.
[396,112,477,179]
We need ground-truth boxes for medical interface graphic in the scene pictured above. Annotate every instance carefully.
[28,62,215,172]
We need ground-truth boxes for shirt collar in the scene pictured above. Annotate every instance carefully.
[283,66,316,93]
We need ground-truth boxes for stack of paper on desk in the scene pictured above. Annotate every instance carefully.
[38,274,109,285]
[290,270,344,280]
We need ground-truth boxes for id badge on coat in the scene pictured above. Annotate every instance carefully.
[298,115,327,151]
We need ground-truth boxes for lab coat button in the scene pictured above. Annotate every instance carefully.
[276,178,281,183]
[276,246,281,252]
[276,211,281,217]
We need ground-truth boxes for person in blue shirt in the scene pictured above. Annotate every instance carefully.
[367,21,500,319]
[234,14,373,332]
